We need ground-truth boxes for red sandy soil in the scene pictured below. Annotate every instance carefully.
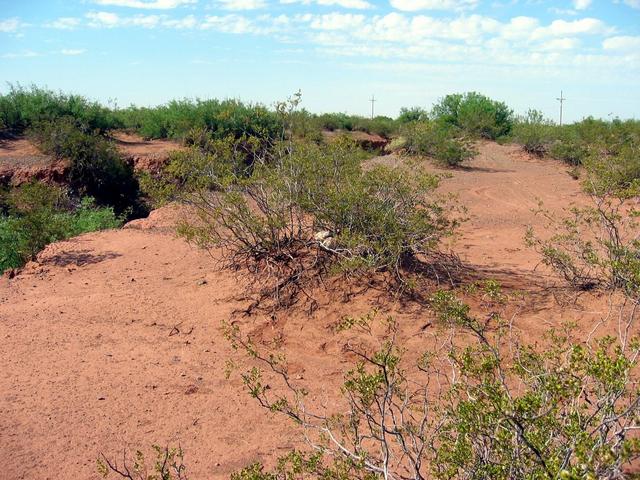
[0,133,182,185]
[113,132,184,173]
[0,142,619,479]
[0,136,67,185]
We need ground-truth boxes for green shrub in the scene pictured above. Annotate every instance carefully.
[511,114,640,170]
[402,121,475,167]
[353,115,397,138]
[511,109,554,156]
[432,92,514,140]
[226,293,640,480]
[29,117,143,215]
[397,106,429,124]
[548,130,590,165]
[0,84,120,134]
[582,143,640,197]
[0,183,121,273]
[166,133,455,306]
[115,98,283,143]
[316,112,355,132]
[288,109,323,142]
[306,112,399,138]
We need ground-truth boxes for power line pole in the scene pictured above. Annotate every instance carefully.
[556,90,566,126]
[370,94,376,119]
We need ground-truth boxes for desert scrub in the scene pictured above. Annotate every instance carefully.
[402,121,475,167]
[159,130,457,307]
[0,182,121,274]
[226,292,640,480]
[397,106,429,124]
[114,98,283,143]
[511,109,555,156]
[97,445,187,480]
[0,84,120,134]
[512,116,640,167]
[28,117,144,216]
[526,145,640,294]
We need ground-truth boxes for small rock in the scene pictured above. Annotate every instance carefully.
[185,385,199,395]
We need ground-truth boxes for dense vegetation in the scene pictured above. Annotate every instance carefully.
[0,182,121,274]
[29,117,145,216]
[0,85,120,134]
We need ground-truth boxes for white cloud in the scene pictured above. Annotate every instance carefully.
[68,7,631,77]
[86,11,121,27]
[309,13,365,29]
[623,0,640,8]
[531,18,611,40]
[94,0,196,8]
[46,17,81,29]
[61,49,87,55]
[162,14,197,27]
[573,0,591,9]
[0,17,24,33]
[216,0,267,9]
[281,0,373,9]
[534,37,580,51]
[201,14,260,33]
[389,0,478,11]
[86,11,166,27]
[603,35,640,50]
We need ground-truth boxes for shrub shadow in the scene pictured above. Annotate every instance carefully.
[43,249,121,267]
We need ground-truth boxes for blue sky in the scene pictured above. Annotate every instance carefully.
[0,0,638,122]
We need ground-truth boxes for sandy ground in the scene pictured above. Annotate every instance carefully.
[0,142,616,479]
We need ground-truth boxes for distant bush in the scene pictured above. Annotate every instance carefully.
[316,112,355,132]
[288,108,324,142]
[115,98,283,143]
[432,92,513,140]
[511,109,554,156]
[29,117,143,216]
[0,84,120,134]
[513,115,640,167]
[397,106,429,124]
[353,115,397,138]
[582,143,640,198]
[0,182,121,274]
[402,121,475,167]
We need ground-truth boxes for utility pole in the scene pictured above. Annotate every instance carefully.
[370,94,376,119]
[556,90,566,126]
